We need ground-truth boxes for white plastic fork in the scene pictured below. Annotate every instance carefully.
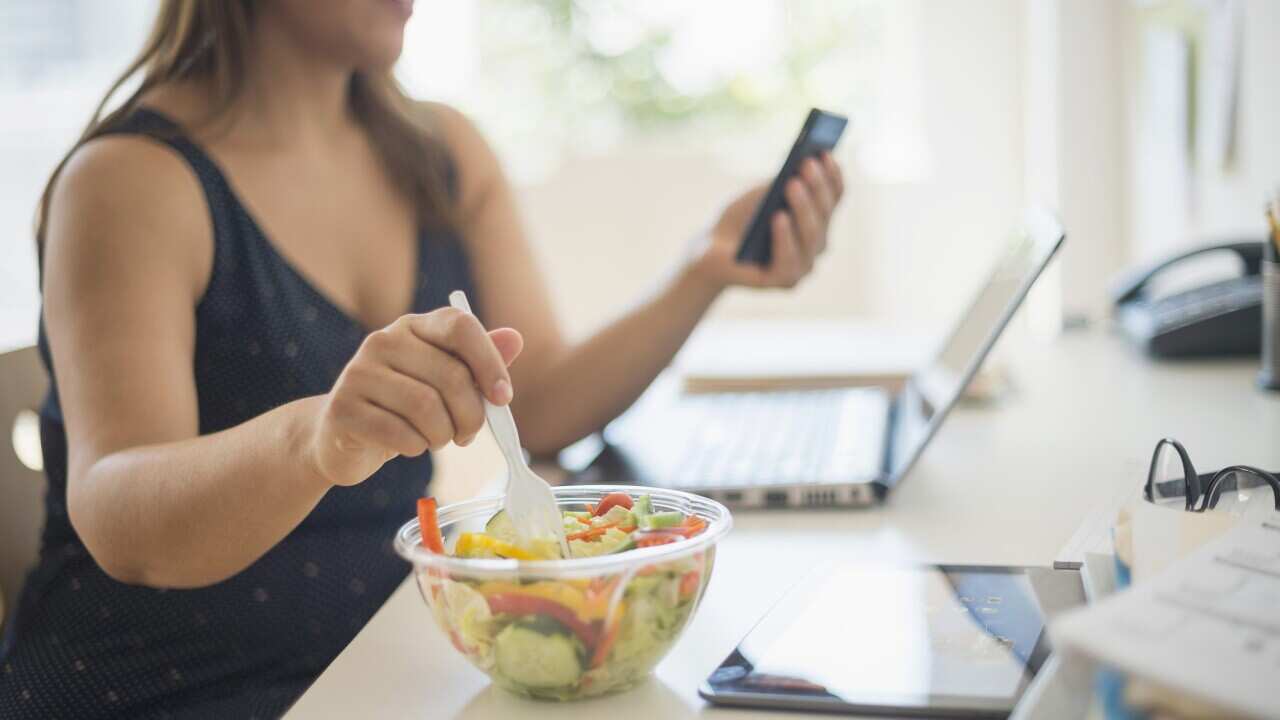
[448,291,570,558]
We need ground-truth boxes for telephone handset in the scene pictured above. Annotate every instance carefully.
[1112,240,1263,357]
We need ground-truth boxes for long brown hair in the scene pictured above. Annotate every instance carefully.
[36,0,456,263]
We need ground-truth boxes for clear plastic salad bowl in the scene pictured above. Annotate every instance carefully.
[394,485,731,700]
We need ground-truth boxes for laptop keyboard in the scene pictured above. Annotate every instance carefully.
[668,388,889,489]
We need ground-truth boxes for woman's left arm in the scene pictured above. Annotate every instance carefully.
[427,104,843,455]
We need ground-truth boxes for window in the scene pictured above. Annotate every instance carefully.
[398,0,931,184]
[0,0,157,349]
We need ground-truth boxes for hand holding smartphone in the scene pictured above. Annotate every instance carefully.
[736,109,848,266]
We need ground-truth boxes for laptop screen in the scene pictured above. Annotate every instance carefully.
[885,209,1064,485]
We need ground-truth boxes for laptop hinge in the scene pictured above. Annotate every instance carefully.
[879,391,901,479]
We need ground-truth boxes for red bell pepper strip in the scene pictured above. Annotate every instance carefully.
[569,519,626,541]
[633,516,706,547]
[567,525,609,542]
[585,575,620,603]
[679,570,702,600]
[448,629,468,654]
[485,593,600,647]
[566,520,638,543]
[583,576,621,619]
[586,576,625,667]
[680,515,707,538]
[593,492,634,516]
[591,612,623,668]
[635,531,681,548]
[417,497,445,554]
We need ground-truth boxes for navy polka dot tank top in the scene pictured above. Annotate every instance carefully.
[0,108,476,718]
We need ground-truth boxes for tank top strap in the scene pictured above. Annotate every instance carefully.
[101,107,239,249]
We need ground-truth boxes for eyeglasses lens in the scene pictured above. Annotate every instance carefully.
[1208,470,1273,519]
[1150,442,1190,507]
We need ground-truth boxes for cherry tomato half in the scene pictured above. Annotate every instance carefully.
[592,492,634,516]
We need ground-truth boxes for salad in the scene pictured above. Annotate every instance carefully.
[414,492,712,700]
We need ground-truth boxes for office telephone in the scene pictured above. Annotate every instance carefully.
[1112,240,1263,357]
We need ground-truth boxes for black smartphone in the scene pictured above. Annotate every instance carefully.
[736,108,848,266]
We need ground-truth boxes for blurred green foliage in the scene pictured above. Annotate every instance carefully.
[476,0,881,132]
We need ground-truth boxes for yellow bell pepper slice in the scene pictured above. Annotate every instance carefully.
[454,532,539,561]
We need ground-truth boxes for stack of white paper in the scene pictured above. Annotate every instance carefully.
[1052,520,1280,719]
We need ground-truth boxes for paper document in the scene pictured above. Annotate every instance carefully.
[1052,519,1280,719]
[675,320,930,393]
[1123,494,1240,583]
[1053,484,1137,569]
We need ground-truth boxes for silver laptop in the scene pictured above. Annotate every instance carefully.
[570,208,1065,508]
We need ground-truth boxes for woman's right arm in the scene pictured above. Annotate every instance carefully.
[44,138,519,589]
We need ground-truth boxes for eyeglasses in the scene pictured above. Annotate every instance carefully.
[1145,438,1280,514]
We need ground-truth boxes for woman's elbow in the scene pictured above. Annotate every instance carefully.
[66,472,216,589]
[67,488,148,585]
[88,549,150,587]
[74,529,227,589]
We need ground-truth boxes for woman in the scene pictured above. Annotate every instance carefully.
[0,1,843,717]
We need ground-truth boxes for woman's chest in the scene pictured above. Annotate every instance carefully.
[214,144,420,331]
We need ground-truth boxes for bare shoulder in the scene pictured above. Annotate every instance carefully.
[413,100,483,151]
[46,132,213,301]
[412,101,503,217]
[55,132,207,228]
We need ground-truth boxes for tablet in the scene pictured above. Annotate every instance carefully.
[699,563,1083,718]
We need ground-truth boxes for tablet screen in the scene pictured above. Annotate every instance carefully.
[703,564,1057,716]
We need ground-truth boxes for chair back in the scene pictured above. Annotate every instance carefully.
[0,346,48,630]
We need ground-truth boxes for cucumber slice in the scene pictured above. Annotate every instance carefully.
[595,505,635,528]
[570,528,634,558]
[608,538,637,555]
[639,511,683,530]
[484,509,521,545]
[632,494,653,518]
[494,624,583,690]
[484,509,567,559]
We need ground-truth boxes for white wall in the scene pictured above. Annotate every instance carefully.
[1022,0,1127,319]
[1188,0,1280,241]
[1017,0,1278,319]
[1056,0,1127,316]
[0,0,157,353]
[1123,0,1279,259]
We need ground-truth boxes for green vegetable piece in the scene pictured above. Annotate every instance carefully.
[595,505,634,528]
[609,538,637,555]
[515,615,571,637]
[639,511,683,530]
[632,494,653,518]
[494,624,584,690]
[570,527,633,558]
[484,509,520,545]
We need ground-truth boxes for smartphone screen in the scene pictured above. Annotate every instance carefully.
[736,109,848,266]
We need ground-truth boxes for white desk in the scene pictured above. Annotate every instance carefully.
[286,329,1280,719]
